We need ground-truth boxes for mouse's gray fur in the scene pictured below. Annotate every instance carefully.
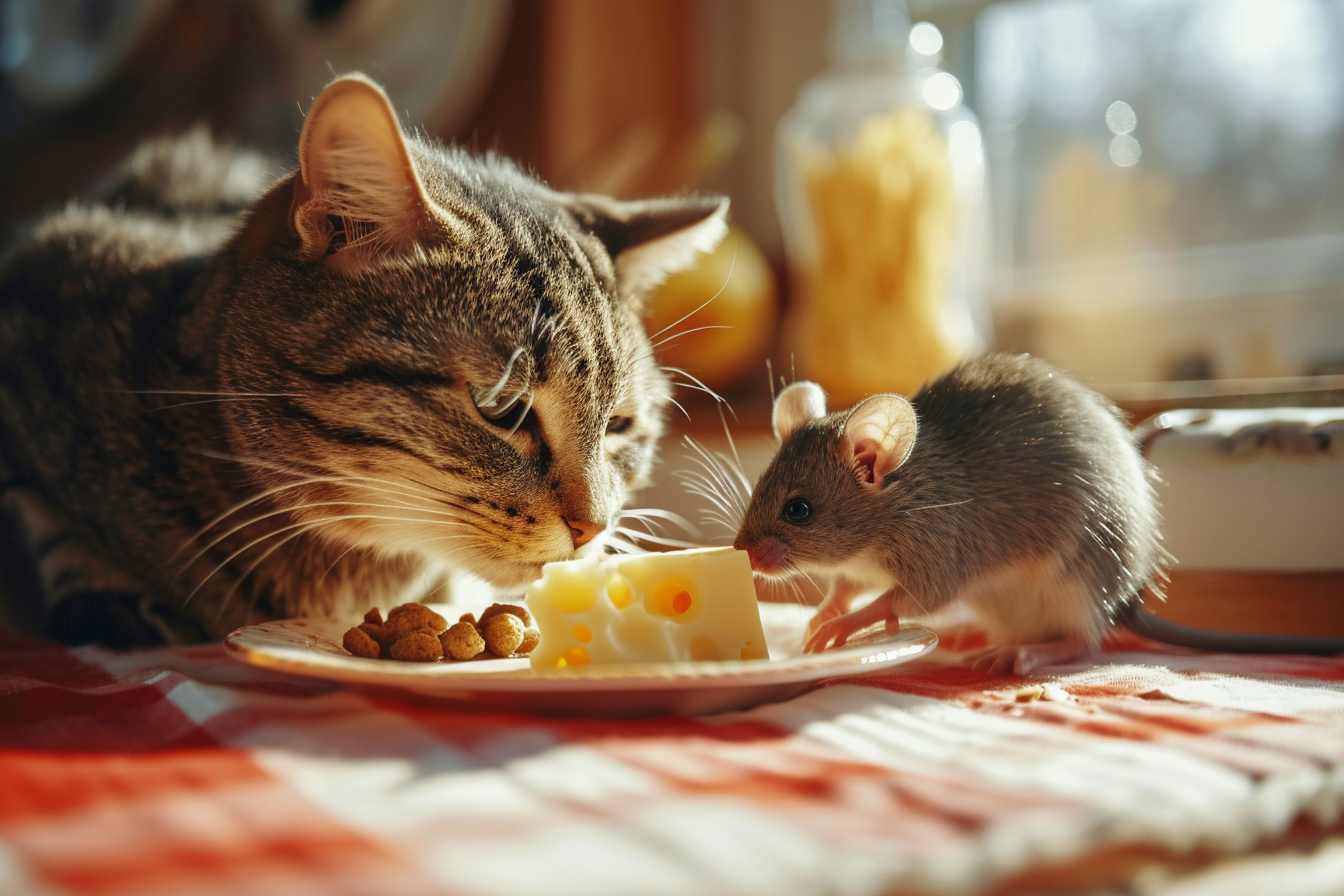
[735,352,1343,670]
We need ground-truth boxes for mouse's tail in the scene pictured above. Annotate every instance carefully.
[1120,605,1344,657]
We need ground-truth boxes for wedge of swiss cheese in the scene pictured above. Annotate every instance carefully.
[526,547,769,669]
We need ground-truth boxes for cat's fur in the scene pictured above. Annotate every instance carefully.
[0,74,727,646]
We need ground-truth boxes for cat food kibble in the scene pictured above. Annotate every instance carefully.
[342,625,382,659]
[441,621,486,661]
[340,602,447,661]
[389,630,444,662]
[517,626,541,655]
[480,602,532,627]
[342,602,540,662]
[482,612,525,657]
[384,603,448,640]
[526,547,769,669]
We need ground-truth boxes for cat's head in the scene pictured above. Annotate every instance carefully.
[214,74,728,589]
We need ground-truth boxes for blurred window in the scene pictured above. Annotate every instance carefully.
[964,0,1344,384]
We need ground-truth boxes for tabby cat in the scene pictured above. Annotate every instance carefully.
[0,74,727,646]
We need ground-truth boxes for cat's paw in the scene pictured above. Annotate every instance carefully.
[44,589,168,649]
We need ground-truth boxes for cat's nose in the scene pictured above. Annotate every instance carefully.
[566,519,605,549]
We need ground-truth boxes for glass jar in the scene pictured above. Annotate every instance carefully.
[775,0,988,404]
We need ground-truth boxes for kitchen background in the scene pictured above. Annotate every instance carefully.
[3,0,1342,402]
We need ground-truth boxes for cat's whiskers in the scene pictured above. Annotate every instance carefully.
[472,346,527,409]
[619,506,697,535]
[505,392,535,438]
[650,324,732,352]
[153,397,296,412]
[316,543,359,587]
[397,474,504,527]
[213,516,338,621]
[179,497,471,586]
[529,292,560,344]
[661,365,728,408]
[402,533,479,571]
[416,532,476,549]
[215,508,454,623]
[192,449,476,521]
[603,532,644,556]
[612,505,700,551]
[188,511,349,609]
[175,470,461,568]
[106,389,300,413]
[181,451,548,599]
[186,451,427,531]
[192,504,480,614]
[611,525,699,550]
[228,453,467,514]
[108,389,300,397]
[665,395,691,421]
[646,244,737,350]
[174,458,485,581]
[173,472,353,564]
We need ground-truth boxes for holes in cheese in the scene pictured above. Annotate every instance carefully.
[647,575,701,623]
[689,635,720,662]
[561,646,591,667]
[605,576,635,609]
[526,547,769,669]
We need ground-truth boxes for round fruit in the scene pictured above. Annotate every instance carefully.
[646,224,778,394]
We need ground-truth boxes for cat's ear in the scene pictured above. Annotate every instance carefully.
[568,194,730,298]
[289,74,458,266]
[772,381,827,441]
[843,394,917,489]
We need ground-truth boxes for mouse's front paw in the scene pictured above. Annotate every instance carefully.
[969,637,1092,675]
[803,617,849,653]
[968,647,1025,676]
[802,595,899,653]
[803,599,849,644]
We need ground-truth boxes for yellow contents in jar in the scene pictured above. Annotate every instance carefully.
[791,106,966,402]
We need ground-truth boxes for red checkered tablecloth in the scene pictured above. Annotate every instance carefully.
[4,626,1343,896]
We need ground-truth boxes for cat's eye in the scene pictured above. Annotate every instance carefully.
[606,415,634,435]
[783,498,813,525]
[473,391,533,435]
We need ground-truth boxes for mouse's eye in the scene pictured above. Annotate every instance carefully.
[783,498,812,525]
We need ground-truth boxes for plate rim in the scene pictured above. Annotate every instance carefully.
[223,603,939,695]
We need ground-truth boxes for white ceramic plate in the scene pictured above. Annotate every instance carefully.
[224,602,937,718]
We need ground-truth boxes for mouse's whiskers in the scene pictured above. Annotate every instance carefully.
[676,433,752,539]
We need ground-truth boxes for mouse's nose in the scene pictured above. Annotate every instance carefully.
[737,536,788,573]
[566,519,605,549]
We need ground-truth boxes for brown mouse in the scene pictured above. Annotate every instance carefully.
[733,352,1343,672]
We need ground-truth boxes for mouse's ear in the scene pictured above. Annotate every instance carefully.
[772,381,827,441]
[844,394,917,487]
